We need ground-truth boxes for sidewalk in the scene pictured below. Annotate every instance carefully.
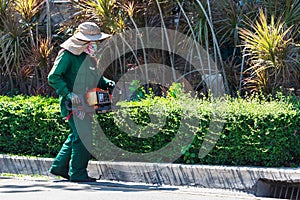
[0,175,274,200]
[1,154,299,198]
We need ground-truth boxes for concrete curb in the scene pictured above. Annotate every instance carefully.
[1,154,299,194]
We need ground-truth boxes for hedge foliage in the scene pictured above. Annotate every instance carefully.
[0,93,299,167]
[0,95,68,157]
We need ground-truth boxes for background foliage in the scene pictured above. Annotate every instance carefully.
[0,94,299,167]
[0,0,299,97]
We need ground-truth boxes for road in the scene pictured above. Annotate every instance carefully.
[0,175,276,200]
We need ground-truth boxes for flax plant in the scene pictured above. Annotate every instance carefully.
[14,0,45,47]
[69,0,125,34]
[0,11,30,94]
[239,10,300,95]
[176,0,229,95]
[282,0,300,42]
[29,37,54,95]
[0,0,45,95]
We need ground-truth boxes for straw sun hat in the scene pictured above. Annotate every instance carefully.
[60,22,111,55]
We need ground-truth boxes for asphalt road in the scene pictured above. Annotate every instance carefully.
[0,176,276,200]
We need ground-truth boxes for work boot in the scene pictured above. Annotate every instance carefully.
[49,169,70,180]
[70,176,97,182]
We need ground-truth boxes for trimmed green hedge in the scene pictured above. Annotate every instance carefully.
[0,94,299,167]
[0,95,68,157]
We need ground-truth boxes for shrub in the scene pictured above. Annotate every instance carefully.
[0,94,299,167]
[196,96,300,167]
[0,95,68,157]
[239,10,300,96]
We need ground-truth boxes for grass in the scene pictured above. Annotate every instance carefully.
[0,173,54,180]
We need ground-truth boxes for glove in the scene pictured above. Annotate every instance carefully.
[67,92,81,105]
[75,110,85,120]
[107,81,115,89]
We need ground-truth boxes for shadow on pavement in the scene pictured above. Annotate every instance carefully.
[84,181,179,192]
[0,177,179,194]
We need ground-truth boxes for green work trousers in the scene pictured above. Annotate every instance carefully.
[49,115,93,181]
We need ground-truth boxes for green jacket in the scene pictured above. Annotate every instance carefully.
[48,50,113,117]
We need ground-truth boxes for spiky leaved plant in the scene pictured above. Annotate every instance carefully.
[28,36,54,95]
[239,10,300,96]
[0,7,31,95]
[13,0,45,47]
[0,0,45,95]
[65,0,126,34]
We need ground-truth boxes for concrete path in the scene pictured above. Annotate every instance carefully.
[0,176,276,200]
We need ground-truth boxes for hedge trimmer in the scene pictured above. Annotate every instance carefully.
[66,88,112,114]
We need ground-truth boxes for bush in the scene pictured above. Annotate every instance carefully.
[196,96,300,167]
[0,95,68,157]
[0,94,299,167]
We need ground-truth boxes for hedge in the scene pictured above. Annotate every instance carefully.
[0,95,68,158]
[0,94,299,167]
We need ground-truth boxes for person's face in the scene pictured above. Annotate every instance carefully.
[84,41,97,55]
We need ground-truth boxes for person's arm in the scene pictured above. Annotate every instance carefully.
[48,50,71,97]
[98,76,115,90]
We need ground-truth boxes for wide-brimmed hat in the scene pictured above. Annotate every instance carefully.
[74,22,111,41]
[60,22,111,55]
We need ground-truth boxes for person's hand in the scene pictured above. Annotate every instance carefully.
[75,110,85,120]
[67,92,81,104]
[107,81,115,89]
